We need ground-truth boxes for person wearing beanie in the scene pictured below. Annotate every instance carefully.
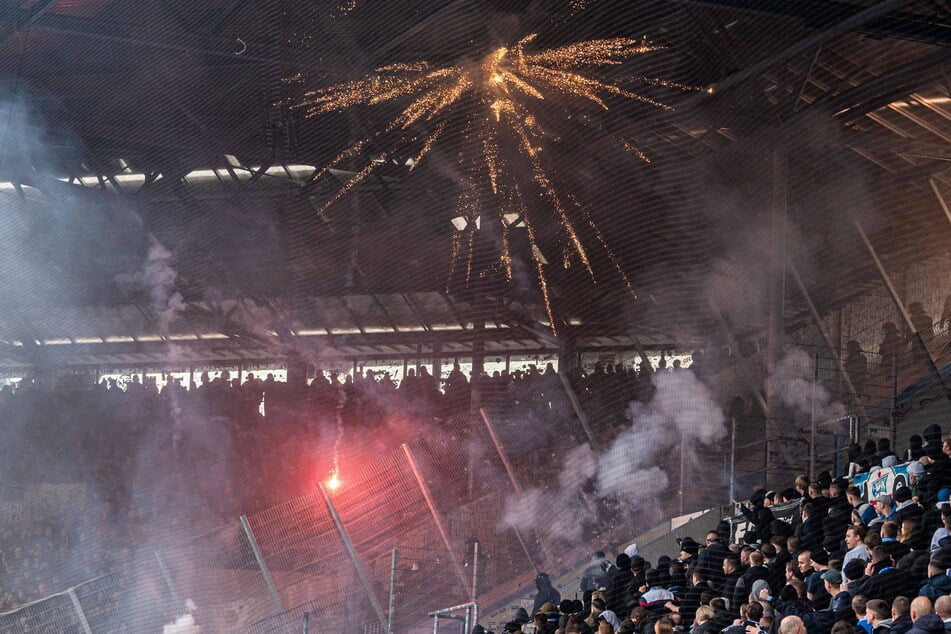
[893,486,923,525]
[805,549,832,610]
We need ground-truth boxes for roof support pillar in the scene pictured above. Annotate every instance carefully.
[765,141,789,488]
[855,221,951,401]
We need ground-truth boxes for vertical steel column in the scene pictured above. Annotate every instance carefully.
[856,221,951,401]
[789,262,866,414]
[708,297,772,418]
[765,143,787,433]
[679,437,686,515]
[470,542,480,628]
[67,587,93,634]
[240,515,291,633]
[400,444,470,589]
[479,407,541,572]
[387,549,398,634]
[556,371,599,449]
[303,612,310,634]
[729,418,736,504]
[479,408,522,495]
[478,408,540,569]
[154,550,183,613]
[809,352,819,480]
[317,483,388,628]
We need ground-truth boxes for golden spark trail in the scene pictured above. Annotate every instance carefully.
[318,153,389,215]
[518,124,595,281]
[311,138,371,182]
[571,195,638,298]
[447,230,462,290]
[483,131,499,194]
[519,194,557,335]
[409,121,446,171]
[622,140,651,164]
[501,223,512,281]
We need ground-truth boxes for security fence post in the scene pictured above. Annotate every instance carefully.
[387,549,398,633]
[318,482,388,629]
[240,514,291,633]
[155,550,183,614]
[67,587,93,634]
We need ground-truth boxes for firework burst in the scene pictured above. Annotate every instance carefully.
[300,33,698,332]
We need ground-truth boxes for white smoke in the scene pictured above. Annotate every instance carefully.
[769,349,845,421]
[145,243,185,335]
[162,615,200,634]
[162,599,200,634]
[500,369,726,546]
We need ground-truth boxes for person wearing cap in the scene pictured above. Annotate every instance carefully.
[870,495,896,527]
[502,621,522,633]
[929,503,950,553]
[757,569,849,634]
[677,537,700,582]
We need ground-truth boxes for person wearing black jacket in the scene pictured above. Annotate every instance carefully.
[696,531,731,590]
[739,489,775,544]
[606,553,633,616]
[719,556,744,616]
[797,502,824,552]
[861,547,919,606]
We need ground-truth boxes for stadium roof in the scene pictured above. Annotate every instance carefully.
[0,0,949,367]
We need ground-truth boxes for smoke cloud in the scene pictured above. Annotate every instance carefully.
[500,369,726,546]
[769,349,846,422]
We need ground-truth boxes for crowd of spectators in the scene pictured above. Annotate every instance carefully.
[488,426,951,634]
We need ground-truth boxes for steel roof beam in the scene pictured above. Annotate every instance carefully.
[23,13,294,66]
[669,0,951,47]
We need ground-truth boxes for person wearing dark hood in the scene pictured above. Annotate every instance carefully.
[738,489,774,544]
[606,553,633,616]
[532,573,561,617]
